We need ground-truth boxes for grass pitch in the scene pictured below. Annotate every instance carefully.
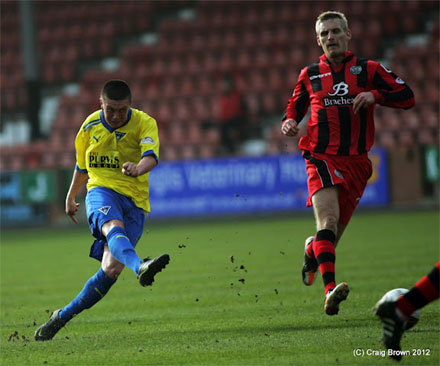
[1,209,439,366]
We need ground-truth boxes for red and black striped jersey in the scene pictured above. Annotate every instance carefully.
[284,51,415,155]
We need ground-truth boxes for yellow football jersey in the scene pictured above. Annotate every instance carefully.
[75,108,160,212]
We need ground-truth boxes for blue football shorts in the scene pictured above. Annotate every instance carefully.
[85,186,146,261]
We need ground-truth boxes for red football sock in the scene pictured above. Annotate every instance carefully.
[397,262,440,319]
[313,229,336,295]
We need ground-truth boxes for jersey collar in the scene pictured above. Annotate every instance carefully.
[100,108,133,133]
[320,51,354,64]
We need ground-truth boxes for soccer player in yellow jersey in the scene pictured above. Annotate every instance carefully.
[35,80,170,341]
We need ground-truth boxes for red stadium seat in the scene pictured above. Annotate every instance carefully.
[419,106,439,129]
[155,102,174,125]
[185,55,203,75]
[204,128,220,146]
[224,30,239,50]
[254,48,270,69]
[218,52,234,73]
[167,122,186,145]
[186,123,204,144]
[2,0,438,164]
[397,130,416,148]
[236,50,251,71]
[161,146,178,161]
[192,97,210,121]
[181,145,196,160]
[199,144,216,159]
[403,110,420,130]
[376,131,395,150]
[418,128,437,145]
[248,72,266,93]
[174,100,192,124]
[380,109,400,131]
[268,69,284,92]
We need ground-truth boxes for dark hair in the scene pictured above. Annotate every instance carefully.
[101,80,132,102]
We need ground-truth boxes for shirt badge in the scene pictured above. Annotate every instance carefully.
[350,66,362,75]
[334,169,344,179]
[115,131,126,142]
[98,206,111,215]
[141,136,155,145]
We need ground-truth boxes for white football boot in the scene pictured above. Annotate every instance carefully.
[324,282,349,315]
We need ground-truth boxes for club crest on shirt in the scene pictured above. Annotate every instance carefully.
[141,136,155,145]
[334,169,344,179]
[98,206,111,215]
[115,131,126,142]
[349,66,362,75]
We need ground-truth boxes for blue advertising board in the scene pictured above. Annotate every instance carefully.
[148,149,389,218]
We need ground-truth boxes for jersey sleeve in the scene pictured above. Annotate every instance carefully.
[74,126,88,173]
[370,61,415,109]
[139,116,160,163]
[283,67,311,123]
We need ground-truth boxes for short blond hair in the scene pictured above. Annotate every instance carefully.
[315,11,348,34]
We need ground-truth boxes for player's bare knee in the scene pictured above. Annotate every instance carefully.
[101,245,124,279]
[320,215,338,233]
[101,220,125,237]
[102,261,124,280]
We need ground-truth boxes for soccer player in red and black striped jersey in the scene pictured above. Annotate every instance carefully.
[375,262,440,361]
[281,11,415,315]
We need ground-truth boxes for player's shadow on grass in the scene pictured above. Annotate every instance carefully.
[68,316,376,337]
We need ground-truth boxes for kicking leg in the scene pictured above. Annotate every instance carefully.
[102,219,170,286]
[102,220,170,286]
[102,220,143,275]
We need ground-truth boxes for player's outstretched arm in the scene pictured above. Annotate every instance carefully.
[122,155,157,178]
[281,119,299,137]
[65,169,88,224]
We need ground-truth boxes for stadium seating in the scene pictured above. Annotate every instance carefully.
[1,0,438,170]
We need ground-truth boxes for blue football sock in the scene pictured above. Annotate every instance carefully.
[59,268,116,321]
[106,226,142,275]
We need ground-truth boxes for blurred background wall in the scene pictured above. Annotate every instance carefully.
[1,0,438,226]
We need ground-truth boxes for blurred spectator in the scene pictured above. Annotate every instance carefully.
[217,74,247,154]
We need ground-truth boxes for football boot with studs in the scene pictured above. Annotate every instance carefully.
[138,254,170,287]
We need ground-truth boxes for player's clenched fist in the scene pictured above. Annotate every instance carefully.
[281,119,299,137]
[352,91,375,114]
[122,161,140,177]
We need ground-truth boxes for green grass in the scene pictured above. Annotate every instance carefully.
[1,210,439,366]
